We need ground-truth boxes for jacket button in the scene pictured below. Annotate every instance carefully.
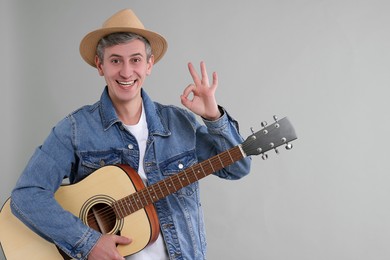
[128,144,134,149]
[178,163,184,169]
[99,160,105,167]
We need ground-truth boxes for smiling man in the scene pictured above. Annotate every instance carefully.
[10,9,251,260]
[96,38,154,125]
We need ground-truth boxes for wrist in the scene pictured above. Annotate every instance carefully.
[203,106,224,121]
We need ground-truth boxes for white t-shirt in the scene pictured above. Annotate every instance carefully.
[124,105,169,260]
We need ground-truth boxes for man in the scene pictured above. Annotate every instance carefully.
[11,9,251,260]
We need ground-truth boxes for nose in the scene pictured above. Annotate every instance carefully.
[119,62,133,79]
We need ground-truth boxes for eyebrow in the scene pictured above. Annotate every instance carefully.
[108,53,145,58]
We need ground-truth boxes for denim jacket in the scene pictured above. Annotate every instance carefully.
[11,87,251,260]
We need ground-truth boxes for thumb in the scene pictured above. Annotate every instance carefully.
[114,235,132,245]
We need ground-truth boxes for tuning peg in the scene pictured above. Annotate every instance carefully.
[261,121,269,134]
[285,143,293,150]
[274,148,279,154]
[250,127,255,134]
[262,153,268,160]
[273,115,280,128]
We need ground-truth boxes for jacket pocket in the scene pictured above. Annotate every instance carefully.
[160,150,198,196]
[79,150,122,177]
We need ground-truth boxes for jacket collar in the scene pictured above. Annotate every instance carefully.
[99,87,170,136]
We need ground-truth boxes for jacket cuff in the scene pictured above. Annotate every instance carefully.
[66,229,101,260]
[203,106,240,132]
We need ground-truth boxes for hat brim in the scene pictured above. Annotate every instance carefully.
[80,27,168,67]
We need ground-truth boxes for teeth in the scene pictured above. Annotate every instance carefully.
[118,80,135,86]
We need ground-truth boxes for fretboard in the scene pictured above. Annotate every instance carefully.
[113,145,244,219]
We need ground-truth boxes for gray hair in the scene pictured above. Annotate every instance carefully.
[96,32,152,63]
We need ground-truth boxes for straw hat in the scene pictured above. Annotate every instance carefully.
[80,9,168,67]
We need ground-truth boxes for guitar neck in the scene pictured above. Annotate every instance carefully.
[113,145,245,219]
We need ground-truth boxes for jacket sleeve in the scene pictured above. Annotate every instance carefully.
[11,117,101,260]
[197,106,252,180]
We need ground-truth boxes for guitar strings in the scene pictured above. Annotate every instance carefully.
[84,149,243,226]
[83,148,244,226]
[83,148,244,232]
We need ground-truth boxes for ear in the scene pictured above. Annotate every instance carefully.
[146,55,155,76]
[95,55,104,76]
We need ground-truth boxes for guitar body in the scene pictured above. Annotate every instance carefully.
[0,198,63,259]
[0,165,159,259]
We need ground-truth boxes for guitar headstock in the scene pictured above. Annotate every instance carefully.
[242,116,297,158]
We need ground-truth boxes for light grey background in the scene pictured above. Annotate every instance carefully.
[1,0,390,259]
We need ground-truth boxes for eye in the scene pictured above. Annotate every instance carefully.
[131,57,141,63]
[111,59,121,64]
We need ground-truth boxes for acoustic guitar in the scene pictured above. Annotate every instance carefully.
[0,116,297,259]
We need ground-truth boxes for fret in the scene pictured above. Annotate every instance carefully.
[144,187,153,204]
[122,198,130,216]
[179,172,189,187]
[217,154,224,168]
[226,149,234,164]
[122,197,132,217]
[183,169,191,185]
[199,163,207,177]
[134,191,143,210]
[167,177,176,192]
[124,197,133,215]
[116,199,126,219]
[189,168,196,182]
[162,179,170,196]
[119,198,127,217]
[156,182,165,200]
[149,186,158,202]
[117,194,137,218]
[191,167,200,182]
[176,173,184,188]
[112,201,121,219]
[129,196,136,212]
[208,158,215,172]
[140,189,150,207]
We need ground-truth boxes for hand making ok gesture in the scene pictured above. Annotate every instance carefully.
[181,61,221,121]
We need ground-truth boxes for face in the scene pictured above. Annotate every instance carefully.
[95,39,154,106]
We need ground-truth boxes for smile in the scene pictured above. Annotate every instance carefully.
[117,80,136,86]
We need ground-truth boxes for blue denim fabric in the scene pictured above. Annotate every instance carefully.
[11,87,251,260]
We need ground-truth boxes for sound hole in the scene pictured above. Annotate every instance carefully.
[87,203,116,234]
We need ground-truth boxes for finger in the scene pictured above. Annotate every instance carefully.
[210,72,218,91]
[114,235,132,245]
[182,84,196,98]
[180,94,192,110]
[180,84,195,108]
[180,95,190,109]
[211,71,218,90]
[188,62,201,86]
[200,61,209,85]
